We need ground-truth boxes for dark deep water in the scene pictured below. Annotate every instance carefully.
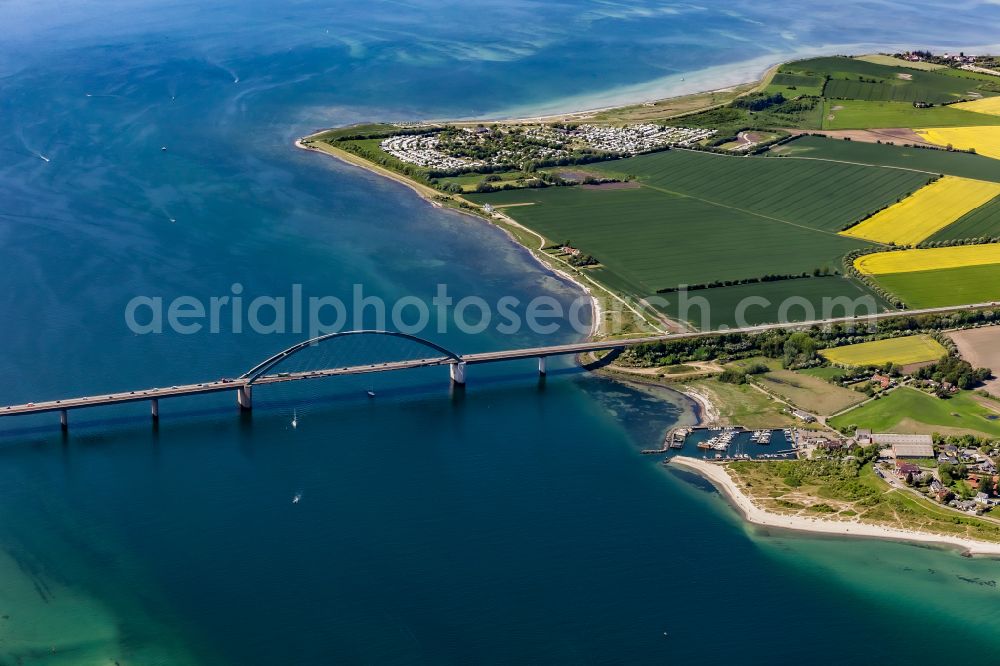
[1,1,1000,662]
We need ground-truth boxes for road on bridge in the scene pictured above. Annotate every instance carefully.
[1,300,995,424]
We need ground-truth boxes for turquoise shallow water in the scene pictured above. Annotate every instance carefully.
[2,1,1000,662]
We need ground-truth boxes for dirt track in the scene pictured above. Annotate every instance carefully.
[776,127,934,146]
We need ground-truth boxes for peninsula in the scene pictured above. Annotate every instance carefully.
[300,50,1000,335]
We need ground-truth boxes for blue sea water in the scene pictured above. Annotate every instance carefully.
[2,0,1000,663]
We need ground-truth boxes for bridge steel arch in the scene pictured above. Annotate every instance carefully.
[239,329,463,385]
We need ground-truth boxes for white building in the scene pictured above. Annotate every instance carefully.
[874,433,934,459]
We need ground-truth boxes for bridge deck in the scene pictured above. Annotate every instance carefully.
[2,301,994,419]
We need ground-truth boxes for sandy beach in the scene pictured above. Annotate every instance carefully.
[670,456,1000,557]
[677,386,720,425]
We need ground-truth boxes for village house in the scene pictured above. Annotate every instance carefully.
[871,373,893,390]
[929,480,951,502]
[951,499,979,512]
[791,409,816,423]
[896,462,921,478]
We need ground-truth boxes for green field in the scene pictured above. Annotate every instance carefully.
[820,334,947,367]
[687,56,1000,134]
[754,369,867,415]
[821,99,1000,130]
[466,149,940,327]
[313,123,400,140]
[769,135,1000,182]
[928,195,1000,242]
[830,387,1000,437]
[765,72,826,97]
[436,170,536,192]
[823,78,976,104]
[656,278,886,330]
[853,55,946,71]
[872,264,1000,308]
[673,96,825,133]
[788,56,999,104]
[586,149,932,232]
[471,185,869,294]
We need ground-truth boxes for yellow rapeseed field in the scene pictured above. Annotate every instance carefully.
[915,126,1000,160]
[821,334,946,367]
[840,176,1000,245]
[854,243,1000,275]
[951,97,1000,117]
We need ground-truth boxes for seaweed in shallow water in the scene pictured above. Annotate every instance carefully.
[956,576,997,587]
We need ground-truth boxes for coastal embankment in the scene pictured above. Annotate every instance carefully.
[669,456,1000,557]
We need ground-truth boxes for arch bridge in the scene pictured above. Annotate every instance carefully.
[1,300,995,431]
[0,329,574,430]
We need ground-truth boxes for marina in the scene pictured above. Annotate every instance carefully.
[665,426,799,461]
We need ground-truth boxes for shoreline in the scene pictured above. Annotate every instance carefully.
[669,455,1000,558]
[294,137,674,339]
[294,138,607,339]
[481,41,1000,122]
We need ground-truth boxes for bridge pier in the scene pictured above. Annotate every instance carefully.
[237,385,253,411]
[538,357,546,375]
[151,398,159,422]
[59,409,68,432]
[449,362,466,385]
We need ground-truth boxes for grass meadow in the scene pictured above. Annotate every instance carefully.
[754,369,867,415]
[830,387,1000,437]
[821,100,1000,130]
[853,55,946,71]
